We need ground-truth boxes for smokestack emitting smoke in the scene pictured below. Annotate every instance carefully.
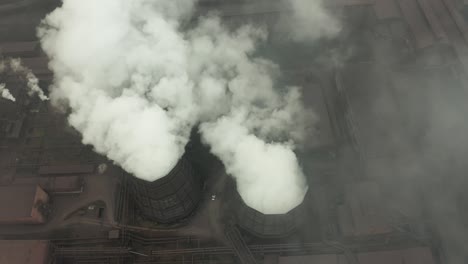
[38,0,337,214]
[9,58,49,101]
[0,58,48,101]
[0,60,15,101]
[0,83,15,102]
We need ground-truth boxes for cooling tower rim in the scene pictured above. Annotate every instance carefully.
[130,157,190,185]
[234,188,309,216]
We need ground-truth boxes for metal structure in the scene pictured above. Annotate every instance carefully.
[224,223,258,264]
[130,158,202,224]
[234,192,304,238]
[1,0,466,262]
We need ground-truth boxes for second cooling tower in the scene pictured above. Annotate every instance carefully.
[130,158,201,224]
[234,192,306,238]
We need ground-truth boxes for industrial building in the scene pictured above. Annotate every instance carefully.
[0,0,467,263]
[0,240,50,264]
[0,185,49,224]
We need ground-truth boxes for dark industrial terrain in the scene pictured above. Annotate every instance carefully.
[1,0,468,263]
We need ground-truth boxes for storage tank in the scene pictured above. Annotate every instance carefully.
[130,158,202,224]
[234,191,306,238]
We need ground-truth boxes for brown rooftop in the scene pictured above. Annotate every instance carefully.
[38,164,95,175]
[0,240,50,264]
[0,41,39,57]
[0,185,48,224]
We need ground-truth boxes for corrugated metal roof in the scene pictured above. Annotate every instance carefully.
[275,248,435,264]
[358,248,436,264]
[374,0,401,19]
[338,182,392,236]
[20,57,51,76]
[441,0,468,44]
[337,204,354,236]
[0,240,49,264]
[279,254,346,264]
[358,250,403,264]
[0,185,38,219]
[301,80,335,148]
[0,185,48,224]
[5,118,24,139]
[0,41,39,57]
[39,175,83,194]
[403,247,436,264]
[264,254,279,264]
[398,0,435,49]
[38,164,94,175]
[0,148,17,174]
[417,0,448,41]
[327,0,374,6]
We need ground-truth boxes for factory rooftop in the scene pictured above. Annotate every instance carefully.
[0,185,48,225]
[0,0,467,263]
[0,240,50,264]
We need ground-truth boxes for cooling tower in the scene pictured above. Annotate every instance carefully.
[130,158,201,224]
[234,191,305,238]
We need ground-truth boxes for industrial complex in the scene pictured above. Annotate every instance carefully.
[0,0,467,263]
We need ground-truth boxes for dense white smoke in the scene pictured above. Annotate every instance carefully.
[200,113,308,214]
[39,0,197,181]
[38,0,332,214]
[0,83,15,102]
[188,17,313,213]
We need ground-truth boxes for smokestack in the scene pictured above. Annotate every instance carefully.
[38,0,337,215]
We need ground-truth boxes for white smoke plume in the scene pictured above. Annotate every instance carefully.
[0,83,15,102]
[37,0,332,214]
[8,58,49,101]
[38,0,198,182]
[280,0,340,42]
[200,112,308,214]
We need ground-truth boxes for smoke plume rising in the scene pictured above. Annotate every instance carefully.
[0,83,15,102]
[0,58,48,101]
[200,113,308,214]
[38,0,334,214]
[9,58,49,101]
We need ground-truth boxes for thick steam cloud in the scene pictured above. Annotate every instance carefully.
[200,113,308,214]
[38,0,334,214]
